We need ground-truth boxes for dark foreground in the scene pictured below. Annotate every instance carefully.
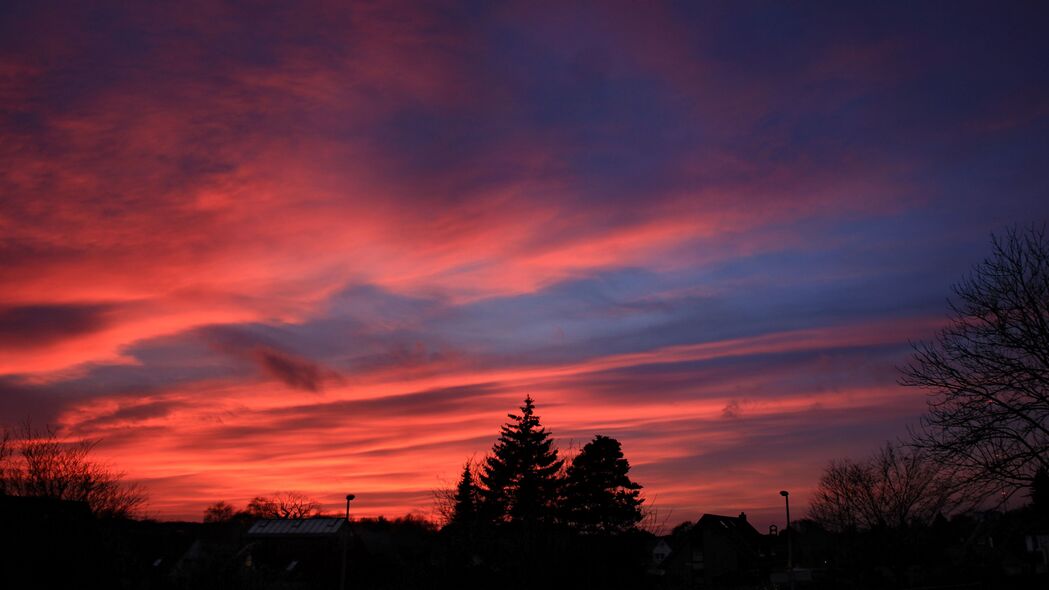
[3,495,1048,589]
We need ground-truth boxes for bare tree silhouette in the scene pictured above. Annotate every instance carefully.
[0,420,146,518]
[901,226,1049,500]
[809,443,962,531]
[203,500,238,523]
[246,491,321,518]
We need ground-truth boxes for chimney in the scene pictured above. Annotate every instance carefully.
[738,511,747,522]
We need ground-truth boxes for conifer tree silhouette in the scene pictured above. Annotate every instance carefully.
[449,461,480,528]
[561,435,643,534]
[479,396,563,526]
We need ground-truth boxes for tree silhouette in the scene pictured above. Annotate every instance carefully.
[561,435,643,534]
[246,491,321,518]
[901,226,1049,500]
[203,500,237,523]
[808,443,961,531]
[0,421,146,518]
[449,461,481,528]
[478,396,563,526]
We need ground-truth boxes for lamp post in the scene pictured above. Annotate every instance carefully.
[341,494,355,590]
[780,490,793,590]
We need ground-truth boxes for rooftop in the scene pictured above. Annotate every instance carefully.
[247,518,347,537]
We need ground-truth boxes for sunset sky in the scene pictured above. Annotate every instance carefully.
[2,2,1048,529]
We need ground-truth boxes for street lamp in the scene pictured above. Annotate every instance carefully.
[780,490,793,590]
[348,491,360,518]
[341,494,355,590]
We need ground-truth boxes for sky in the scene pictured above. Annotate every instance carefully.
[1,1,1048,529]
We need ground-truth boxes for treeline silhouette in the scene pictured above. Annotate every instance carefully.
[191,396,649,586]
[3,226,1049,589]
[203,491,322,522]
[3,397,1049,589]
[432,395,650,587]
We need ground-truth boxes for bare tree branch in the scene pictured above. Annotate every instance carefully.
[809,443,963,532]
[246,491,321,519]
[900,225,1049,499]
[1,420,147,518]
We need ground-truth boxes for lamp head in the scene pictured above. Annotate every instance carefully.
[346,494,356,502]
[779,490,789,497]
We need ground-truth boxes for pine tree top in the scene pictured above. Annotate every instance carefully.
[478,396,564,524]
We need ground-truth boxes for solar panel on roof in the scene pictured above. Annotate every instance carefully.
[247,518,346,536]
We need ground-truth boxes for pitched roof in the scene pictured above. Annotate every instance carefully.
[696,513,763,543]
[247,518,347,537]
